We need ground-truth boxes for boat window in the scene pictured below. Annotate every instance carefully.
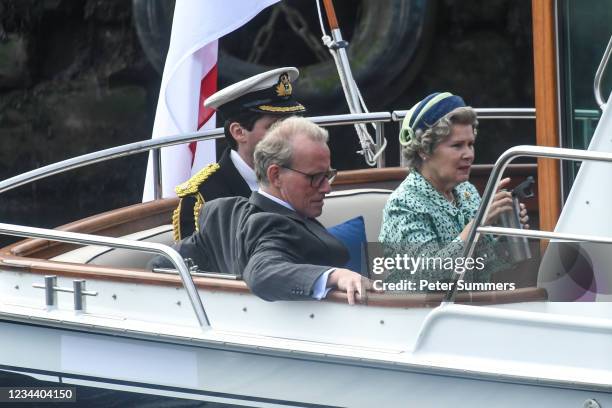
[557,0,612,198]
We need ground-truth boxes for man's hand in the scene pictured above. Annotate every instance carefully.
[327,268,373,305]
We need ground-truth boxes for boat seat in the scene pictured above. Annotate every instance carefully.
[52,188,392,269]
[317,188,391,241]
[51,225,175,268]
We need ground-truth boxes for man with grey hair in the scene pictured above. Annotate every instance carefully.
[174,117,369,304]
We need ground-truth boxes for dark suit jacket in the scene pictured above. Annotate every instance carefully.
[177,148,251,239]
[176,192,349,301]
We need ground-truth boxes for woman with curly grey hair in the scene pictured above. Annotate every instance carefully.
[379,92,528,282]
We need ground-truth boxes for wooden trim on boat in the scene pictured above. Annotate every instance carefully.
[334,168,409,185]
[333,164,537,187]
[329,287,548,307]
[0,254,248,292]
[1,198,179,259]
[532,0,562,233]
[0,254,547,308]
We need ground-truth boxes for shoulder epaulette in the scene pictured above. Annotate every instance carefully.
[174,163,221,198]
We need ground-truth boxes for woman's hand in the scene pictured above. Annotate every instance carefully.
[484,177,514,225]
[458,177,514,242]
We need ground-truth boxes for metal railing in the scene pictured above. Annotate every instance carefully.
[574,109,601,149]
[0,109,532,200]
[0,223,210,328]
[594,34,612,110]
[308,112,391,168]
[0,112,393,200]
[391,108,536,121]
[444,145,612,303]
[0,127,224,198]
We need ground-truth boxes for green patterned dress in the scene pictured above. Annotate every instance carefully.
[379,170,500,283]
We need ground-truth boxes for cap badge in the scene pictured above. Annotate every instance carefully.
[275,72,292,97]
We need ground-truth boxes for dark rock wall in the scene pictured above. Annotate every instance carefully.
[0,0,158,246]
[328,0,535,171]
[0,0,534,246]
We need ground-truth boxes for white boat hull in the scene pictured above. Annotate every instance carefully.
[1,296,611,407]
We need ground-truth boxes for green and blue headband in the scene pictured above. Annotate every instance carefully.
[399,92,466,146]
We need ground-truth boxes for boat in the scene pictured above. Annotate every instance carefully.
[1,2,612,407]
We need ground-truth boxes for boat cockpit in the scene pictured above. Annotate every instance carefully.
[1,94,612,408]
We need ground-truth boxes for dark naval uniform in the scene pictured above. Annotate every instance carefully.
[172,148,251,240]
[172,66,306,240]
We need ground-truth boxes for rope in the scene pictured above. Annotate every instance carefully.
[315,0,328,37]
[314,0,386,166]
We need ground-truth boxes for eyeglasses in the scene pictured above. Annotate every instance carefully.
[281,166,337,187]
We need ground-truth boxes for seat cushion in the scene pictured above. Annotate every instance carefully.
[327,216,367,274]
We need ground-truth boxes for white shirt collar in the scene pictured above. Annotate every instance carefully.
[230,150,258,191]
[258,188,295,212]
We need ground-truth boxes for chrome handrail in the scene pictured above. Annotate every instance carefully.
[472,108,536,119]
[0,112,392,197]
[391,108,536,121]
[1,110,528,197]
[309,112,391,168]
[0,223,210,329]
[444,145,612,303]
[0,128,224,195]
[477,226,612,245]
[594,34,612,110]
[309,112,392,126]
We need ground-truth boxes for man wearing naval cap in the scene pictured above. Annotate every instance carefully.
[172,67,306,240]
